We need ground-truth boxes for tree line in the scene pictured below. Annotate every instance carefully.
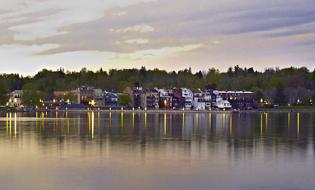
[1,65,315,106]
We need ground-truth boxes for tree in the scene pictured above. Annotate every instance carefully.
[21,83,46,107]
[0,81,8,105]
[273,83,286,106]
[286,75,301,89]
[118,94,132,106]
[268,77,287,89]
[62,92,78,104]
[205,83,217,90]
[254,89,264,102]
[301,95,311,105]
[155,83,162,89]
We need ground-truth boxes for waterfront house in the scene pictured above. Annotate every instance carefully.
[192,89,205,110]
[7,90,23,107]
[93,88,105,107]
[214,90,254,109]
[156,88,173,109]
[104,92,118,106]
[79,85,94,106]
[215,95,232,110]
[181,88,193,110]
[123,81,142,108]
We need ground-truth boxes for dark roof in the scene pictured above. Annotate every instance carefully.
[110,94,118,98]
[150,89,158,93]
[60,104,88,109]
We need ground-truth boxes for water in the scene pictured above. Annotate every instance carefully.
[0,111,314,190]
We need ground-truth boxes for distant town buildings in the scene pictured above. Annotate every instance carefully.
[6,82,255,110]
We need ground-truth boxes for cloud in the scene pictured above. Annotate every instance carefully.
[110,24,154,33]
[124,38,149,44]
[1,0,315,74]
[4,0,157,41]
[117,11,126,16]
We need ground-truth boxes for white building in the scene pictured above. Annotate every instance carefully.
[7,90,23,107]
[216,96,232,110]
[193,97,205,110]
[181,88,193,110]
[192,89,205,110]
[202,90,212,108]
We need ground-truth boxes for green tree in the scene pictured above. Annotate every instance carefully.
[268,77,287,89]
[118,94,132,106]
[301,95,311,105]
[62,92,78,104]
[273,83,286,106]
[155,83,162,89]
[254,89,264,102]
[0,81,8,105]
[22,83,46,107]
[206,73,222,89]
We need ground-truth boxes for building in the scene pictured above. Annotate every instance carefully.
[104,92,118,106]
[205,89,217,109]
[214,90,254,109]
[181,88,193,110]
[192,89,205,110]
[53,90,70,101]
[93,88,105,107]
[149,89,160,109]
[140,92,155,109]
[79,85,94,106]
[7,90,23,107]
[202,90,211,109]
[216,96,232,110]
[157,88,173,109]
[123,82,142,108]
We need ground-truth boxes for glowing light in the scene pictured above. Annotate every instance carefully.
[6,113,8,134]
[223,113,225,132]
[164,113,166,138]
[209,113,211,132]
[196,113,198,130]
[297,112,299,138]
[179,112,184,132]
[14,112,16,138]
[10,113,11,137]
[145,113,147,130]
[92,112,94,139]
[133,112,134,130]
[121,112,123,129]
[260,114,262,138]
[109,112,112,129]
[230,114,232,137]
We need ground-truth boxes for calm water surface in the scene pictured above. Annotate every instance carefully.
[0,111,314,190]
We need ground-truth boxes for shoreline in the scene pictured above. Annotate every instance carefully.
[3,109,315,113]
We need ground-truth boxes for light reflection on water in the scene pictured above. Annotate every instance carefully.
[0,111,314,190]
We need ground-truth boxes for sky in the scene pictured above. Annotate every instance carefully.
[0,0,315,76]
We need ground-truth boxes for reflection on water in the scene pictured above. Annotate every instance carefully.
[0,111,315,190]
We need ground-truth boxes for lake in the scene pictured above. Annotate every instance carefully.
[0,111,314,190]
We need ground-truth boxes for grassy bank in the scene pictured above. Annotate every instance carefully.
[258,105,315,110]
[0,107,16,111]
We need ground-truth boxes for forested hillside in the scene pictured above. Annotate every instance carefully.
[1,65,315,104]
